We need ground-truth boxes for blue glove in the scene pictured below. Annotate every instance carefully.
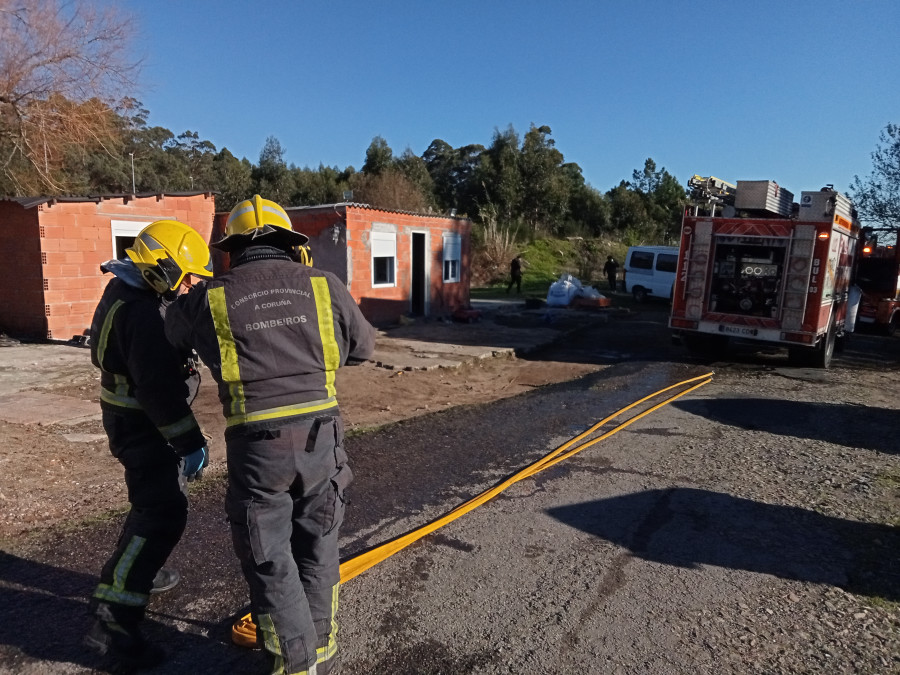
[180,446,209,482]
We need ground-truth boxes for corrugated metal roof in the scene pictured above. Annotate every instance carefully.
[284,202,468,220]
[1,191,215,209]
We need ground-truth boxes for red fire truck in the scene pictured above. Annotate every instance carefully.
[670,181,860,368]
[855,238,900,335]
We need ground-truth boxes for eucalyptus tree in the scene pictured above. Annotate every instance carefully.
[607,181,654,243]
[290,164,353,207]
[422,139,456,209]
[422,139,484,215]
[394,148,436,210]
[564,163,611,236]
[362,136,393,175]
[519,124,570,234]
[171,130,217,190]
[253,136,293,204]
[212,148,253,211]
[621,158,687,243]
[477,125,522,223]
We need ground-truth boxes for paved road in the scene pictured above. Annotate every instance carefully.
[1,307,898,674]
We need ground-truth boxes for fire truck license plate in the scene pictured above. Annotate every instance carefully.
[718,325,758,336]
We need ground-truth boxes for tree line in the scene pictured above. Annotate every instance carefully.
[1,93,687,245]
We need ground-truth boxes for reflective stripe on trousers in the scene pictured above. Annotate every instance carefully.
[226,417,349,675]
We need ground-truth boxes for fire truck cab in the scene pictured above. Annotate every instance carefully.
[670,180,860,368]
[856,238,900,336]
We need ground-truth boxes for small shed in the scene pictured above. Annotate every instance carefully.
[213,203,472,325]
[0,192,215,340]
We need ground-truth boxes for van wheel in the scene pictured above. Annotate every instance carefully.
[632,286,647,302]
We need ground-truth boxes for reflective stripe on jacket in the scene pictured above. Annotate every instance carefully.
[165,251,376,428]
[90,277,205,452]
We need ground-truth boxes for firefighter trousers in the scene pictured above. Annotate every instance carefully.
[225,413,351,675]
[92,409,188,626]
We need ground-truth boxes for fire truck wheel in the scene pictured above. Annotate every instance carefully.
[885,314,898,337]
[815,320,837,368]
[788,319,835,369]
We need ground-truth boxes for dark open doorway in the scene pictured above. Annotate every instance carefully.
[411,232,426,316]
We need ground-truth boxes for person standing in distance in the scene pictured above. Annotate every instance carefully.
[85,220,213,671]
[507,254,526,294]
[603,255,619,292]
[165,195,376,675]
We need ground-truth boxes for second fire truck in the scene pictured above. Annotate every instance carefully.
[855,234,900,336]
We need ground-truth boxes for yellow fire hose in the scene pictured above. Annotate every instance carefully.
[232,371,714,647]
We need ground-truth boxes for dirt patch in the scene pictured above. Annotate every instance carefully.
[0,340,600,539]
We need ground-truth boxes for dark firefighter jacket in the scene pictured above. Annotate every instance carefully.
[164,248,376,429]
[90,277,206,454]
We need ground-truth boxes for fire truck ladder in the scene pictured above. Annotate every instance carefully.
[779,224,817,330]
[682,220,712,321]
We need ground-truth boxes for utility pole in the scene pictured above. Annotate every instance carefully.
[129,152,135,194]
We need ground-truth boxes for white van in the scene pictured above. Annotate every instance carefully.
[624,246,679,302]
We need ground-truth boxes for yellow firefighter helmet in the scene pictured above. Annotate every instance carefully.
[125,220,213,293]
[212,194,309,252]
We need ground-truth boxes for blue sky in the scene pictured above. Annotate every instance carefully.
[117,0,898,198]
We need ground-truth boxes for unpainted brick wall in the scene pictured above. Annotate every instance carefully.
[0,204,44,335]
[210,204,471,326]
[4,194,215,340]
[341,206,471,324]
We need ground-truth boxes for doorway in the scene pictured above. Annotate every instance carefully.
[411,232,427,316]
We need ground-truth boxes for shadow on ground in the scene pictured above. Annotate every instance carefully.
[547,488,900,601]
[674,397,900,455]
[0,523,264,673]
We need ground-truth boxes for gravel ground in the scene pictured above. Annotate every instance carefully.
[328,328,900,675]
[0,311,897,674]
[650,365,900,674]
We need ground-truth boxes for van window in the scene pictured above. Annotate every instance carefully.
[630,251,654,270]
[656,253,677,273]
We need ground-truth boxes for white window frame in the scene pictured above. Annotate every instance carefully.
[442,233,461,283]
[110,219,152,259]
[371,231,397,287]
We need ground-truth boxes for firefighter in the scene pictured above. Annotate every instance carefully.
[84,220,213,670]
[165,195,376,675]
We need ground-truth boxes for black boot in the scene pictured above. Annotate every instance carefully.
[318,653,341,674]
[84,604,165,671]
[150,567,181,594]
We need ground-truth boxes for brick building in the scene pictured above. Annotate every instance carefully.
[1,194,470,341]
[1,192,215,340]
[213,203,472,325]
